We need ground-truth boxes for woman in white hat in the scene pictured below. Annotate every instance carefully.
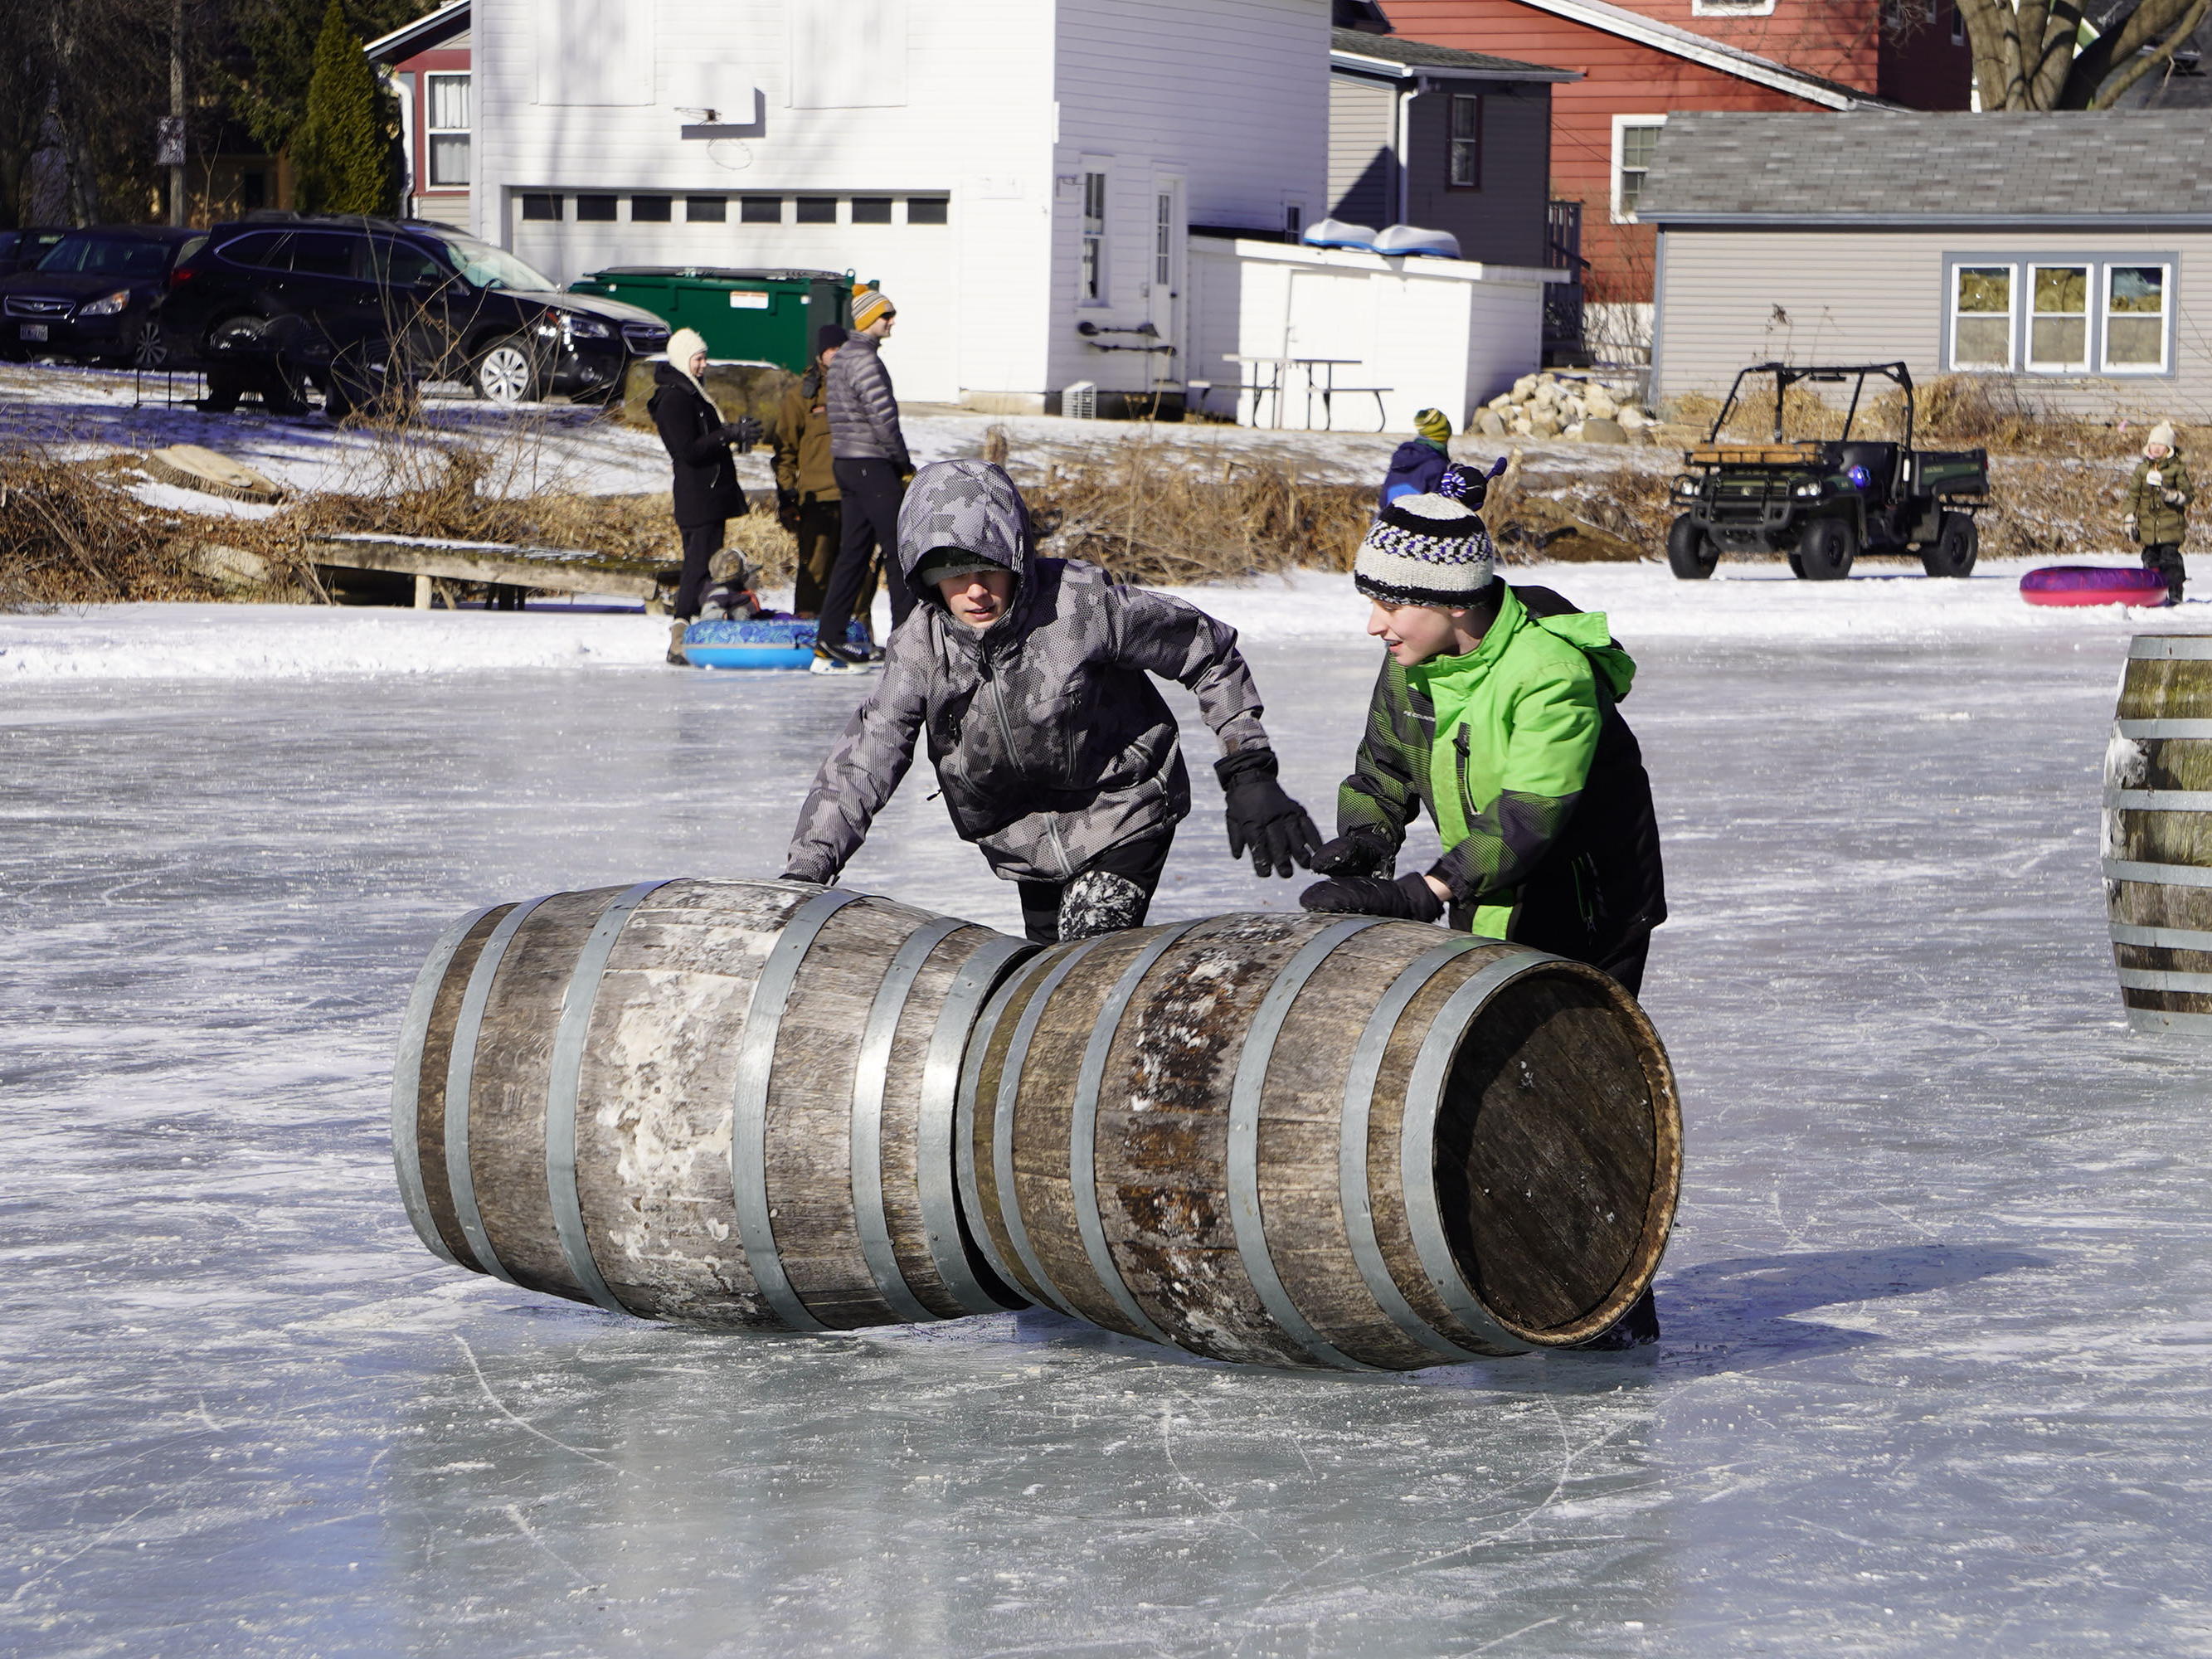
[648,328,761,659]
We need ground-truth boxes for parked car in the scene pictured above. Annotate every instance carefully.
[0,226,206,368]
[1665,362,1990,581]
[156,214,673,413]
[0,228,68,279]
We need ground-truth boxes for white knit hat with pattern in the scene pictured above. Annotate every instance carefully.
[1354,492,1495,608]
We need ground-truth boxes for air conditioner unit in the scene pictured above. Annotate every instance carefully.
[1062,380,1097,420]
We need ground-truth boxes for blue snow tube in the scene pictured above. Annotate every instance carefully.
[682,617,872,669]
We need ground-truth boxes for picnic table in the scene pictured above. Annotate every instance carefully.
[1221,356,1391,431]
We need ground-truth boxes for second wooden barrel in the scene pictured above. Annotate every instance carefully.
[957,912,1680,1370]
[2106,634,2212,1034]
[391,879,1035,1327]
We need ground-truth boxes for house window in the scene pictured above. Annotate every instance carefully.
[576,194,616,221]
[2105,265,2169,372]
[851,197,892,224]
[1155,192,1173,286]
[741,197,781,223]
[687,196,726,222]
[796,197,836,224]
[1612,116,1665,221]
[1448,95,1481,189]
[425,72,469,187]
[1082,171,1106,303]
[908,197,949,225]
[2028,265,2088,370]
[1950,265,2015,369]
[521,192,561,221]
[631,194,671,221]
[1951,1,1966,44]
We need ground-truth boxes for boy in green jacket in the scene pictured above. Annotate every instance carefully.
[2126,421,2194,606]
[1300,473,1667,1345]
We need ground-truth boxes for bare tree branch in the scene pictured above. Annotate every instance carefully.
[2092,0,2212,104]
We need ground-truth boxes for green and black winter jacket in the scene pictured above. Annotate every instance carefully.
[1334,583,1665,961]
[2126,450,2194,547]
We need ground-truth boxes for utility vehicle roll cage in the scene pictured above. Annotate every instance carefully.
[1709,362,1913,453]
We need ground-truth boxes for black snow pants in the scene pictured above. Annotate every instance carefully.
[818,458,913,649]
[676,520,724,620]
[2142,541,2186,603]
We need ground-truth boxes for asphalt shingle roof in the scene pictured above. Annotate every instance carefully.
[1638,110,2212,226]
[1329,28,1575,80]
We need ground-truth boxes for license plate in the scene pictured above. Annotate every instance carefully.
[20,324,47,342]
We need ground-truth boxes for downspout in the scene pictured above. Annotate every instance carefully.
[1647,227,1667,401]
[1395,80,1411,227]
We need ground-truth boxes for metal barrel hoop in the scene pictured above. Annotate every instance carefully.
[2109,921,2212,951]
[1397,950,1565,1358]
[444,894,557,1287]
[850,914,970,1325]
[391,903,495,1267]
[2115,718,2212,740]
[2103,858,2212,889]
[2130,636,2212,660]
[1226,917,1386,1371]
[1067,921,1205,1349]
[1338,937,1490,1362]
[543,879,676,1317]
[921,934,1040,1313]
[989,937,1116,1319]
[729,888,864,1333]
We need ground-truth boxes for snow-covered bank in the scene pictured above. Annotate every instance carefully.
[5,557,2201,682]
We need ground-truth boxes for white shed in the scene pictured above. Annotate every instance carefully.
[468,0,1330,411]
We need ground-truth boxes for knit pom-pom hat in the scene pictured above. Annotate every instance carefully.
[851,288,894,330]
[1354,492,1495,609]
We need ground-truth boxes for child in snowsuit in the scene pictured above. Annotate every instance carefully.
[1298,469,1665,1345]
[2127,421,2194,606]
[782,460,1321,943]
[1378,407,1454,508]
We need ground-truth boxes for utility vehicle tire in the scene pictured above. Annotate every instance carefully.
[472,338,540,405]
[1787,554,1805,578]
[1796,516,1856,581]
[1922,512,1977,578]
[1666,513,1718,580]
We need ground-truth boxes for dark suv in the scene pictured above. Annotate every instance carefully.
[1,226,206,367]
[156,215,672,412]
[0,228,68,279]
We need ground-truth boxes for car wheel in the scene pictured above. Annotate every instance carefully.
[1796,516,1856,581]
[472,339,539,404]
[1665,513,1718,580]
[1921,511,1978,578]
[129,318,168,370]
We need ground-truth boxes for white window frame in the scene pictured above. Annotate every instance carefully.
[1692,0,1776,12]
[1610,114,1665,224]
[1947,260,2017,372]
[2102,261,2171,375]
[1080,166,1108,306]
[425,71,469,190]
[2025,262,2090,373]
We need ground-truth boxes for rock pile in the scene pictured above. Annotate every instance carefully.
[1475,374,1653,445]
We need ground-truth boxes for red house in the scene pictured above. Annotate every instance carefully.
[1382,0,1972,353]
[367,2,474,231]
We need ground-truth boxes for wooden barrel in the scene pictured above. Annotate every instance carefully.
[391,879,1036,1327]
[2105,634,2212,1034]
[956,913,1680,1370]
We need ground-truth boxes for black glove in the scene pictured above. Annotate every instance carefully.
[719,416,764,453]
[775,488,802,531]
[1217,749,1321,878]
[1310,829,1393,878]
[1298,873,1443,924]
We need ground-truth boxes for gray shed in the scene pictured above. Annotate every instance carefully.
[1641,111,2212,421]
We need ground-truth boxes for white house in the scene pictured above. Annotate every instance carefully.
[469,0,1333,411]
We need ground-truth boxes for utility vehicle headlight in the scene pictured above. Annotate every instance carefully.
[1793,481,1821,497]
[80,289,131,317]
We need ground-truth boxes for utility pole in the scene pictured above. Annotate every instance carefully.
[166,0,186,226]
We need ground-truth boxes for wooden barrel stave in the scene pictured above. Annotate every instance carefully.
[964,912,1681,1370]
[398,878,1029,1329]
[2106,639,2212,1030]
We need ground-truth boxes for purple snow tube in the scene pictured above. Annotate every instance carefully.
[2020,566,2171,607]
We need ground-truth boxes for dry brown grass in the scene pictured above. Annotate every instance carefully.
[0,448,226,607]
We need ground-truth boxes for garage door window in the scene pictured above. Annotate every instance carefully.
[1950,265,2013,370]
[2104,265,2168,373]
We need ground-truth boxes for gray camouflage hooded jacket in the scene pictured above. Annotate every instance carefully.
[783,460,1272,884]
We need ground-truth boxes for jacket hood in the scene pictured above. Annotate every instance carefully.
[896,460,1033,598]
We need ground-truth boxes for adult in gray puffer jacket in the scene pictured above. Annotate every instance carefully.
[783,460,1321,943]
[812,288,913,669]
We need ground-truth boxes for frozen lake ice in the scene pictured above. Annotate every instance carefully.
[6,566,2212,1655]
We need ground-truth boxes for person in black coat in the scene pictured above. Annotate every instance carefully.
[648,328,761,645]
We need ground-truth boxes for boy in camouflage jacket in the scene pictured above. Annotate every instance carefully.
[2127,421,2194,606]
[783,460,1320,943]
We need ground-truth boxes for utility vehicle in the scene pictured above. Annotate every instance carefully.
[1666,362,1989,581]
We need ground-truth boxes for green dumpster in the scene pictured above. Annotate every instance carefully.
[566,267,858,372]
